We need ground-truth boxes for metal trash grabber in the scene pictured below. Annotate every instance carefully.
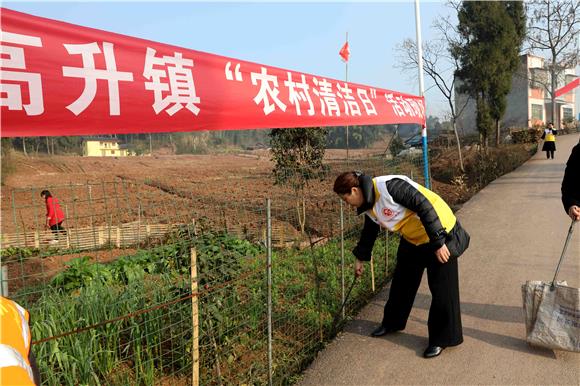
[550,219,576,290]
[330,275,358,334]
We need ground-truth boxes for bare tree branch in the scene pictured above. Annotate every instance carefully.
[395,10,467,171]
[526,0,579,126]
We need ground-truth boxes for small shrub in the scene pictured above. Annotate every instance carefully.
[464,145,532,189]
[51,256,113,291]
[510,128,542,144]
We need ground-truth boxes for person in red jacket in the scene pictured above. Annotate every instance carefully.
[41,190,66,237]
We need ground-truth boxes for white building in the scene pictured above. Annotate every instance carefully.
[83,137,131,157]
[456,54,577,132]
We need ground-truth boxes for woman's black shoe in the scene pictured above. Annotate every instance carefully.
[370,325,399,337]
[423,346,444,358]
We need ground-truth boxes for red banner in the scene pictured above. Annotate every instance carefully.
[1,8,426,138]
[555,77,580,98]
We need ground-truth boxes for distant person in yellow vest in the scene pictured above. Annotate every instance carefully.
[334,172,470,358]
[541,122,558,159]
[0,296,40,385]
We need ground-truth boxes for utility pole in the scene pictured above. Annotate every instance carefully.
[345,31,350,160]
[415,0,431,188]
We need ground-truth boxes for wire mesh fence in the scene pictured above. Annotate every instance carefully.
[0,147,426,385]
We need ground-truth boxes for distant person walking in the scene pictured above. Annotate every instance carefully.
[541,122,557,159]
[333,171,470,358]
[561,142,580,221]
[41,190,66,240]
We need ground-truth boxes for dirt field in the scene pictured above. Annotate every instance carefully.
[1,141,537,301]
[1,143,433,239]
[3,139,530,244]
[2,144,420,295]
[5,248,138,295]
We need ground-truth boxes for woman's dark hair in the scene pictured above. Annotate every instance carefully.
[40,190,51,198]
[333,171,362,195]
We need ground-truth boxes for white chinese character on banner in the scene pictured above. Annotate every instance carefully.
[62,42,133,116]
[0,31,44,115]
[251,67,286,115]
[284,73,314,116]
[397,96,415,116]
[385,93,405,117]
[408,99,425,119]
[143,48,200,116]
[312,77,340,116]
[357,88,377,116]
[336,82,361,116]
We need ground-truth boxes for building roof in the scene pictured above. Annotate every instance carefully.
[523,53,544,61]
[83,137,121,143]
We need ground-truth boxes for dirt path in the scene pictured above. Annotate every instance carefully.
[299,134,580,385]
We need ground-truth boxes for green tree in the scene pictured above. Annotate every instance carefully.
[489,1,526,146]
[453,1,526,147]
[326,125,394,149]
[269,127,328,233]
[396,10,469,172]
[426,116,443,132]
[476,97,493,146]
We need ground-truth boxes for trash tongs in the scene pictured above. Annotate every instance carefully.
[550,220,577,290]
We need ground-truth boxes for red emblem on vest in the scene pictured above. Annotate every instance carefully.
[382,208,394,218]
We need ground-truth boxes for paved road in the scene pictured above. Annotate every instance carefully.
[299,134,580,385]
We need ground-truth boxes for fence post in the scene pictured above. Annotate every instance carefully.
[32,188,40,241]
[11,191,19,243]
[0,265,8,296]
[101,182,111,250]
[340,199,345,319]
[113,180,123,248]
[190,248,199,386]
[113,179,121,222]
[65,205,71,248]
[371,255,376,292]
[137,202,141,245]
[19,211,28,248]
[385,231,389,278]
[266,198,273,386]
[69,183,80,249]
[88,184,97,248]
[98,227,104,246]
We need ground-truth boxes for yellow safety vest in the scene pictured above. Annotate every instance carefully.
[366,175,456,246]
[0,297,35,386]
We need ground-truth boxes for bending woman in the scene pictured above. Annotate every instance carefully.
[333,171,470,358]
